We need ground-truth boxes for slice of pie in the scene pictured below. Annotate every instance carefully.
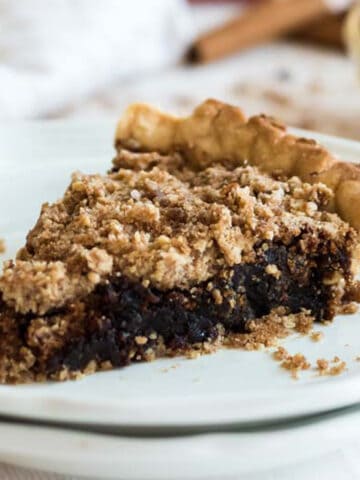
[1,99,360,383]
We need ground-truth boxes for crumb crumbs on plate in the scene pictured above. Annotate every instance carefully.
[272,347,347,379]
[272,346,289,361]
[316,357,347,376]
[280,354,311,379]
[330,362,347,376]
[316,358,329,374]
[272,347,311,379]
[310,331,324,342]
[0,239,5,254]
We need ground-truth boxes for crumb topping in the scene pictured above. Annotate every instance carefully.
[0,150,355,315]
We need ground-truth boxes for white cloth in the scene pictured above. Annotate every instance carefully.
[0,0,193,119]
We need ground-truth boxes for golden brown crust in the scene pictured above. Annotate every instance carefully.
[115,99,360,231]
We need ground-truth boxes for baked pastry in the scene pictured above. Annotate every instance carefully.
[0,99,359,383]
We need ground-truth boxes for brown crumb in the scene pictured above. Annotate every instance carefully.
[310,331,324,342]
[272,346,289,361]
[316,358,329,374]
[280,353,311,379]
[0,239,5,254]
[134,335,148,345]
[186,350,201,360]
[339,302,359,314]
[272,348,348,379]
[265,264,281,279]
[329,362,347,376]
[294,312,313,334]
[315,357,347,376]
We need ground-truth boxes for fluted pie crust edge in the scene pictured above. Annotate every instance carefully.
[115,99,360,232]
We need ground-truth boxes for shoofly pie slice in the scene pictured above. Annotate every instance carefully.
[0,100,359,383]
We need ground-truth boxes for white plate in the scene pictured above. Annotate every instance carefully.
[0,122,360,428]
[1,406,360,479]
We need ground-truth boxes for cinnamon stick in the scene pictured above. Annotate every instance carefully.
[187,0,350,63]
[291,12,346,50]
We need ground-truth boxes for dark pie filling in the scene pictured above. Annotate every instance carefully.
[39,241,351,376]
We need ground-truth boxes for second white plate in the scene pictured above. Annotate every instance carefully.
[2,405,360,479]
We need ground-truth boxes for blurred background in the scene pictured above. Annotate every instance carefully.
[0,0,360,139]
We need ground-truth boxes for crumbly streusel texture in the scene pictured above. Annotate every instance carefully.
[1,162,350,314]
[0,99,359,383]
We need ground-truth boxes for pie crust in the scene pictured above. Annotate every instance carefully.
[116,99,360,231]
